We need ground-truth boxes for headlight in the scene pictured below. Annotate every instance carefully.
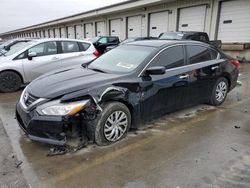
[37,99,90,116]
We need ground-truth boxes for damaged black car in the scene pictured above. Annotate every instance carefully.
[16,40,239,146]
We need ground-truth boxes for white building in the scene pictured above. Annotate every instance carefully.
[1,0,250,61]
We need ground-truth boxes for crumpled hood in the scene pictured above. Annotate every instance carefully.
[27,67,124,99]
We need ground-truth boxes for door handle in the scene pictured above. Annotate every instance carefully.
[51,57,59,61]
[211,66,219,70]
[179,74,189,79]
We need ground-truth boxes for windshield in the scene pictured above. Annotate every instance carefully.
[159,33,184,40]
[88,45,155,74]
[90,37,101,43]
[0,39,15,49]
[4,41,36,56]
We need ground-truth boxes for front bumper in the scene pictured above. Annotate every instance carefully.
[16,102,78,145]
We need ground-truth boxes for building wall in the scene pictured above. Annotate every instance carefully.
[1,0,250,61]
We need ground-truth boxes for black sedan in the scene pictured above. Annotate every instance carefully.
[16,40,239,146]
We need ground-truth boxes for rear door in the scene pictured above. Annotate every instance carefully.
[140,45,190,120]
[185,45,221,104]
[59,41,94,67]
[23,41,60,82]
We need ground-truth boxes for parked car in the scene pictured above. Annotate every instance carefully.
[106,37,158,51]
[159,31,222,48]
[0,38,33,56]
[16,40,239,146]
[90,36,120,54]
[0,38,98,92]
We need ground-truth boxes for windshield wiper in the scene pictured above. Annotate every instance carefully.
[90,68,106,73]
[0,51,6,56]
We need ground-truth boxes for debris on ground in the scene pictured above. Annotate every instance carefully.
[230,147,238,152]
[15,161,23,168]
[234,125,241,129]
[47,139,88,157]
[237,80,243,86]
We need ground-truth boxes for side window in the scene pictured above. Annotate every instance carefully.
[108,37,118,43]
[187,45,212,64]
[149,46,185,69]
[98,37,108,44]
[28,42,57,57]
[200,35,208,43]
[78,42,91,51]
[61,41,80,53]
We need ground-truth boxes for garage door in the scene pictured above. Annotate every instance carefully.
[44,30,49,38]
[149,11,169,37]
[110,19,122,39]
[127,16,142,38]
[85,23,93,38]
[178,5,207,31]
[60,28,67,38]
[54,28,60,38]
[49,29,54,38]
[67,26,75,39]
[75,25,84,39]
[96,21,106,36]
[217,0,250,43]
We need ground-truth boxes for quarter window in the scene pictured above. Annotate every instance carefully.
[108,37,118,43]
[78,42,90,51]
[61,41,80,53]
[187,46,212,64]
[149,46,185,69]
[28,42,58,56]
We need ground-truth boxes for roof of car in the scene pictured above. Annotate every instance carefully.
[127,40,209,48]
[32,38,92,43]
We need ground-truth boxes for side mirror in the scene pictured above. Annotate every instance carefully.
[27,51,37,60]
[146,66,166,75]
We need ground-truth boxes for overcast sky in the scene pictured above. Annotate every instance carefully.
[0,0,127,33]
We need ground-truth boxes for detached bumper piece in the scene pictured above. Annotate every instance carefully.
[16,102,77,145]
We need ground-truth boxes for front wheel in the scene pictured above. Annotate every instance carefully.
[209,77,229,106]
[94,102,131,146]
[0,71,22,93]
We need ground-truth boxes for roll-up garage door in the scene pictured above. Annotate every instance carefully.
[178,5,207,31]
[96,21,106,36]
[85,23,93,38]
[149,11,169,37]
[127,16,142,38]
[75,25,84,39]
[60,28,66,38]
[49,29,54,38]
[217,0,250,43]
[67,26,75,39]
[110,19,122,39]
[44,30,49,38]
[54,28,60,38]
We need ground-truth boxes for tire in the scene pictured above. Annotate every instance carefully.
[94,102,131,146]
[0,71,22,93]
[209,77,229,106]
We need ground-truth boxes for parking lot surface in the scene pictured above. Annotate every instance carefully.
[0,64,250,188]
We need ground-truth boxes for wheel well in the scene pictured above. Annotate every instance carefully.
[0,70,24,83]
[222,75,231,91]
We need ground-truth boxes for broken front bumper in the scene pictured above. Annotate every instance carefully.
[16,101,78,145]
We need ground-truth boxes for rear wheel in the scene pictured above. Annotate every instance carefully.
[0,71,22,93]
[94,102,131,146]
[209,77,229,106]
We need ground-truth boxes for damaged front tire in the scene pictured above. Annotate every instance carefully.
[93,102,131,146]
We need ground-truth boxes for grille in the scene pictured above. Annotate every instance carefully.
[24,93,39,107]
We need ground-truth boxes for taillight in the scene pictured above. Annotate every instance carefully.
[231,59,240,69]
[93,49,99,57]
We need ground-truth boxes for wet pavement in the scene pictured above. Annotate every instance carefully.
[0,64,250,188]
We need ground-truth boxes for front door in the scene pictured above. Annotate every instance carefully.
[140,45,190,121]
[23,41,60,82]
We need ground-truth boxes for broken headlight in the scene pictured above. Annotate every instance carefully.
[36,99,90,116]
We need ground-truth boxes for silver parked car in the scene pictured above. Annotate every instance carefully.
[0,38,98,92]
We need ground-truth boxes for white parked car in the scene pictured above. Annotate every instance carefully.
[0,38,99,92]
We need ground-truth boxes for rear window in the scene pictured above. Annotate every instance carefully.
[108,37,118,43]
[61,41,80,53]
[78,42,90,51]
[187,45,212,64]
